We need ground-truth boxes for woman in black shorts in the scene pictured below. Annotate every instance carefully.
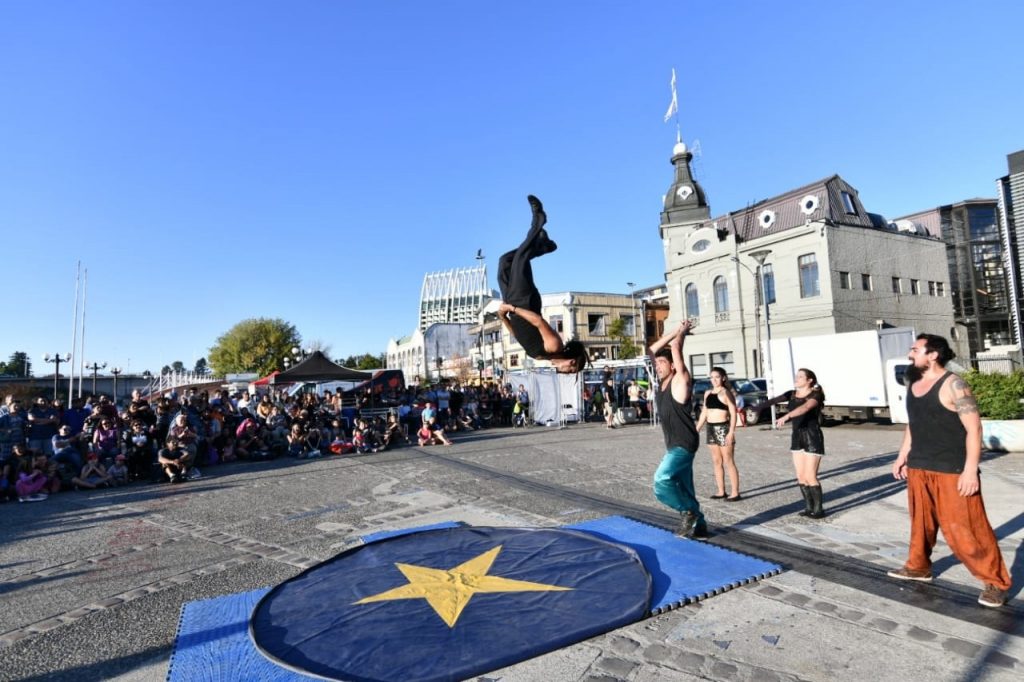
[762,368,827,518]
[694,367,740,501]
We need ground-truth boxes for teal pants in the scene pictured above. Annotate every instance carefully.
[654,446,704,525]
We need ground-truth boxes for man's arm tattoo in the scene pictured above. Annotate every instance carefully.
[950,378,979,415]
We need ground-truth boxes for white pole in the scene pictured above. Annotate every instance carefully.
[78,268,88,398]
[69,261,81,403]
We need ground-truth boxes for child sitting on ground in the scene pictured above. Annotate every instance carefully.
[73,452,113,490]
[107,454,129,486]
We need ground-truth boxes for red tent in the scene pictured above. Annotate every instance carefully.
[253,370,280,386]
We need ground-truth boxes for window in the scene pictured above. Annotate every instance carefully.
[549,314,563,333]
[690,354,708,378]
[799,254,820,298]
[588,313,607,336]
[509,354,520,368]
[684,283,700,319]
[839,271,851,290]
[937,282,945,296]
[911,279,920,295]
[928,281,937,296]
[892,277,901,294]
[841,191,857,215]
[762,264,776,304]
[590,346,608,361]
[713,276,729,320]
[710,351,735,377]
[619,314,636,337]
[861,274,872,291]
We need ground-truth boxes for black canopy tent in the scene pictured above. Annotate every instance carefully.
[270,351,371,384]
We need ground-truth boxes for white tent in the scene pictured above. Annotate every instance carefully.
[509,369,581,426]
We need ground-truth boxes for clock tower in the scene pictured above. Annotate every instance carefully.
[660,140,710,230]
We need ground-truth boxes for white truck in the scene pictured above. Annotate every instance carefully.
[768,327,914,424]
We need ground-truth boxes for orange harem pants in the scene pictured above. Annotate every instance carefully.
[904,467,1011,590]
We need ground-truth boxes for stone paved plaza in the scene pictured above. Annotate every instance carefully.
[1,420,1021,681]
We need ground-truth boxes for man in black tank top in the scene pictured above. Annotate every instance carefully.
[889,334,1011,608]
[648,320,705,538]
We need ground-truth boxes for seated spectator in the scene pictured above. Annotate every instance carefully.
[121,420,155,481]
[287,423,310,458]
[235,419,270,460]
[382,414,407,447]
[92,418,121,465]
[73,452,112,490]
[51,424,84,474]
[167,413,198,458]
[157,436,193,483]
[108,454,129,486]
[16,454,51,501]
[28,397,60,455]
[422,417,452,446]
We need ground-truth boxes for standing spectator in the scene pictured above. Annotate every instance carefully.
[27,397,60,455]
[0,397,27,461]
[889,334,1011,608]
[602,379,617,429]
[62,397,91,437]
[694,368,740,501]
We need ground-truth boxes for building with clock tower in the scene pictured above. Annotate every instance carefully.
[658,141,954,386]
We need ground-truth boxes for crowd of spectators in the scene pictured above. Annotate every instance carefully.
[0,380,533,503]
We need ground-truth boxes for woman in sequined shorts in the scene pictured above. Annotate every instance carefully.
[694,367,740,501]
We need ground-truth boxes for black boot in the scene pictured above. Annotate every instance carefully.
[798,484,813,517]
[807,485,826,519]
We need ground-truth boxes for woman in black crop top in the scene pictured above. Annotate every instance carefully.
[761,368,827,519]
[694,367,741,500]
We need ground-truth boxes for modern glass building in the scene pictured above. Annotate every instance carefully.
[418,265,492,331]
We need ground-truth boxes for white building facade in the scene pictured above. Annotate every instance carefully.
[660,141,955,382]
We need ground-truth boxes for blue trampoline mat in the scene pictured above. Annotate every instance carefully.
[168,516,781,681]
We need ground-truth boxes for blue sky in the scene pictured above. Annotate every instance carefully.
[2,1,1021,376]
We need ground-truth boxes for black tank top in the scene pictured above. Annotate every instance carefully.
[906,371,968,474]
[655,380,699,452]
[705,390,727,411]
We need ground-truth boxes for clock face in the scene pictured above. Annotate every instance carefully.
[676,184,694,201]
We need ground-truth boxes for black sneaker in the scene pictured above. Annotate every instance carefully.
[675,511,698,538]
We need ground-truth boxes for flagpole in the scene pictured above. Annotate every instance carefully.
[78,268,88,398]
[69,261,81,403]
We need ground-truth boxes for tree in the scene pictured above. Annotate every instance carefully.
[608,317,641,360]
[339,353,385,370]
[208,317,302,376]
[0,351,32,377]
[194,358,209,375]
[161,365,172,375]
[171,361,186,372]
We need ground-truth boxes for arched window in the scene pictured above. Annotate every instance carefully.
[685,283,700,319]
[713,276,729,314]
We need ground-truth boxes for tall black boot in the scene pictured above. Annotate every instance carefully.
[807,484,826,519]
[798,484,813,517]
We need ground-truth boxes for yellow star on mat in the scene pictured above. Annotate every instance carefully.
[353,545,572,627]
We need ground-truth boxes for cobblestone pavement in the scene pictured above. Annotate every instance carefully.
[0,420,1021,681]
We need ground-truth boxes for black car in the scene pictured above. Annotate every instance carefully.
[691,377,769,424]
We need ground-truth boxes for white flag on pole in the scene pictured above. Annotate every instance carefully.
[663,68,678,123]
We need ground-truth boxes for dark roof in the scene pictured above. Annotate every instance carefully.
[271,351,371,384]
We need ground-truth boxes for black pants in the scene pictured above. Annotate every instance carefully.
[497,200,550,311]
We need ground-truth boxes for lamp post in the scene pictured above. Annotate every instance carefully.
[626,282,638,352]
[84,361,106,397]
[141,370,152,396]
[748,249,774,425]
[44,353,72,400]
[283,356,292,370]
[111,366,122,403]
[291,346,310,362]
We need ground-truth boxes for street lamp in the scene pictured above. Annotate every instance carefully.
[43,353,72,400]
[283,356,292,370]
[111,366,122,403]
[141,370,152,395]
[627,282,638,350]
[84,361,107,397]
[749,249,774,425]
[291,346,311,362]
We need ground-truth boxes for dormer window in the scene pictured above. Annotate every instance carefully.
[691,239,710,254]
[841,191,857,215]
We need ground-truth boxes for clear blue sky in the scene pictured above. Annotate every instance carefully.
[2,1,1021,376]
